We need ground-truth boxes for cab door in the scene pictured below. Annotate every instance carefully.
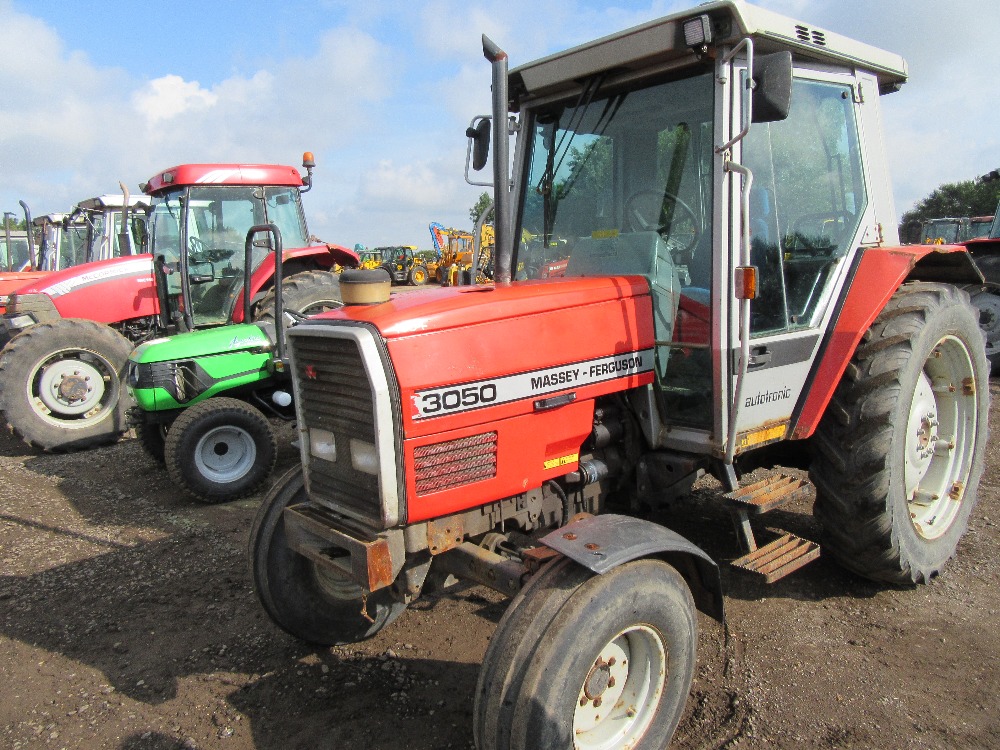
[727,70,878,452]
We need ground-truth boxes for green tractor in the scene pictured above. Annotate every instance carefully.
[127,224,342,503]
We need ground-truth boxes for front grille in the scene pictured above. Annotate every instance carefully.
[414,432,498,496]
[291,330,386,525]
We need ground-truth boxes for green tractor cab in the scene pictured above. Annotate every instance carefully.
[127,224,342,503]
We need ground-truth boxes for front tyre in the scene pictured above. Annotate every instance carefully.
[811,282,988,584]
[249,466,407,645]
[0,318,134,451]
[475,558,697,750]
[164,397,276,503]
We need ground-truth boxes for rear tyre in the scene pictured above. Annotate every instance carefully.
[253,270,343,327]
[0,318,134,451]
[249,466,407,645]
[811,282,988,584]
[137,420,168,464]
[475,558,697,750]
[164,397,276,503]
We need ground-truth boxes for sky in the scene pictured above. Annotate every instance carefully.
[1,0,997,250]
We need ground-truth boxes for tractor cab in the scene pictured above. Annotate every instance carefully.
[481,0,907,461]
[33,213,89,271]
[145,164,314,330]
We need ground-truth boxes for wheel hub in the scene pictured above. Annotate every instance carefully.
[193,425,256,483]
[582,657,615,702]
[36,358,108,417]
[904,337,977,540]
[574,625,666,748]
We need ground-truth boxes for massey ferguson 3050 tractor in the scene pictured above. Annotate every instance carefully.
[0,154,357,451]
[250,4,988,748]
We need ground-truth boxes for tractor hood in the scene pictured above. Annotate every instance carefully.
[299,276,657,440]
[130,323,272,364]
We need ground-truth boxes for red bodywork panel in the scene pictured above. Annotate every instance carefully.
[143,163,304,193]
[0,271,49,314]
[791,244,975,439]
[314,277,656,522]
[11,246,347,325]
[13,256,158,323]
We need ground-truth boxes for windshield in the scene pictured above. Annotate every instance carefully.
[515,71,716,428]
[149,184,309,327]
[515,72,715,284]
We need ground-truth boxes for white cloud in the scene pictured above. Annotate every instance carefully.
[133,75,219,124]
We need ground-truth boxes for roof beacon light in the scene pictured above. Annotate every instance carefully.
[683,14,713,51]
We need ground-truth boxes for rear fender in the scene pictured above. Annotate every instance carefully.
[791,245,981,440]
[540,513,724,622]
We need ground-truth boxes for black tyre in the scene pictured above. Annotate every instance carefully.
[0,318,134,451]
[408,263,429,286]
[137,420,168,464]
[965,286,1000,373]
[252,270,343,327]
[249,466,407,645]
[164,397,276,503]
[475,558,697,750]
[811,282,988,584]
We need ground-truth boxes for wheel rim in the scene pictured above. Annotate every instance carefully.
[312,562,364,601]
[573,624,666,750]
[904,334,978,540]
[970,291,1000,357]
[193,425,257,483]
[29,349,118,424]
[298,299,343,317]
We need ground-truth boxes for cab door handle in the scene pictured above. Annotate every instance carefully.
[747,346,772,369]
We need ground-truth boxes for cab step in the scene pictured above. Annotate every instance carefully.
[724,472,811,514]
[724,471,820,582]
[731,532,820,583]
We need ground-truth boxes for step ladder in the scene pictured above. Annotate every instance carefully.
[724,472,820,583]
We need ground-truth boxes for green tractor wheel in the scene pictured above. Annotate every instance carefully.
[164,397,277,503]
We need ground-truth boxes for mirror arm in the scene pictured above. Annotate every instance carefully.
[716,37,754,154]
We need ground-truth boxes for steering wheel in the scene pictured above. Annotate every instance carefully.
[624,190,701,258]
[189,236,239,263]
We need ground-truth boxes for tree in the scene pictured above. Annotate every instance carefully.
[469,192,494,225]
[899,174,1000,242]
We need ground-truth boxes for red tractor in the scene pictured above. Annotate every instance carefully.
[0,154,358,451]
[249,4,988,748]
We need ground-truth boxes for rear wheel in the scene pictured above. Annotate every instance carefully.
[253,270,344,326]
[966,286,1000,373]
[811,282,988,583]
[475,558,697,750]
[164,397,276,503]
[137,420,169,464]
[0,318,134,451]
[249,466,407,645]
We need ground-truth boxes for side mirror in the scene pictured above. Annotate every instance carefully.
[467,118,491,171]
[752,51,792,123]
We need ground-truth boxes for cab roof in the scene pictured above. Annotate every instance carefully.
[142,163,305,194]
[510,0,908,105]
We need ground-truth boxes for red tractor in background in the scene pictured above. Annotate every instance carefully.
[0,194,151,323]
[249,3,989,748]
[0,154,358,451]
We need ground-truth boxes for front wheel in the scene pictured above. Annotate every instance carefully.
[163,397,276,503]
[475,558,697,750]
[408,263,429,286]
[0,318,134,451]
[811,282,988,583]
[249,466,407,645]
